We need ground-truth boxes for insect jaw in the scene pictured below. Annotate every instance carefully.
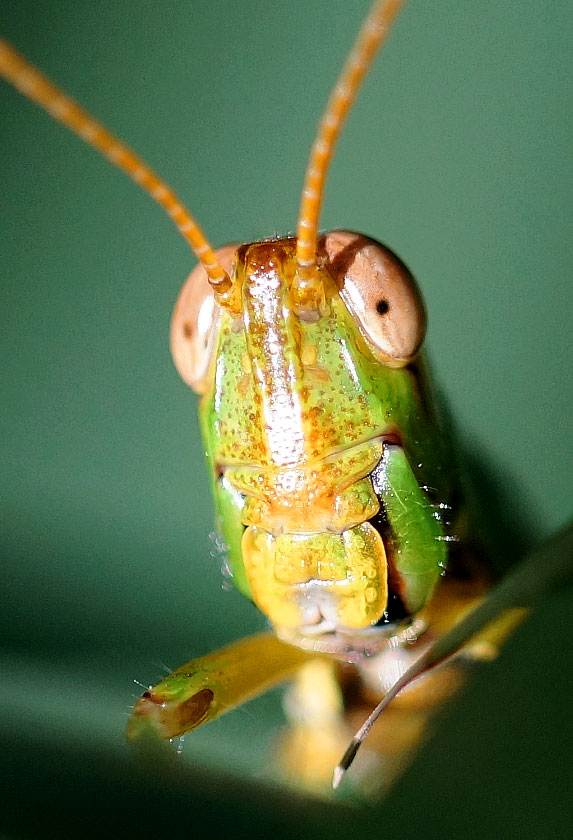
[213,425,448,640]
[218,436,419,637]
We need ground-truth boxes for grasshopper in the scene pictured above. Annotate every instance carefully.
[1,0,569,795]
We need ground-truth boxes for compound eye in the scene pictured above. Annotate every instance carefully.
[170,244,238,393]
[321,231,426,367]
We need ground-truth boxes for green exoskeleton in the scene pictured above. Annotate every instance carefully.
[172,233,451,637]
[1,0,526,792]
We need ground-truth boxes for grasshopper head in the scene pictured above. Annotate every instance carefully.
[170,233,441,637]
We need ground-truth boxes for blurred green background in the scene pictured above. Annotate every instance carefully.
[1,1,571,837]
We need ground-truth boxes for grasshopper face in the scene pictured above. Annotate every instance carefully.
[172,232,453,639]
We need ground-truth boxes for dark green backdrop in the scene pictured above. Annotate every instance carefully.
[1,1,571,837]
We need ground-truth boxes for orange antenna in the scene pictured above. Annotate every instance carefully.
[294,0,404,306]
[0,39,233,299]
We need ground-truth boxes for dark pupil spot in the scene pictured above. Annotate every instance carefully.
[376,299,389,315]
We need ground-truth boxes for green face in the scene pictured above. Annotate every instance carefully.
[196,235,452,638]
